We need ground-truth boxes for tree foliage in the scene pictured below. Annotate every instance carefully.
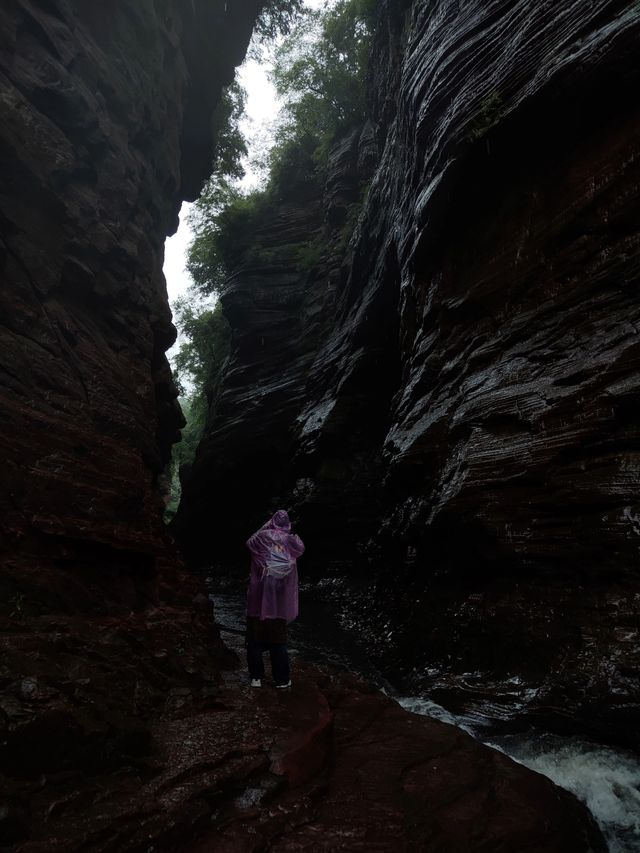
[164,396,201,520]
[254,0,305,42]
[168,0,375,517]
[166,298,231,520]
[172,298,230,401]
[210,80,247,183]
[271,0,375,160]
[186,80,249,294]
[187,0,375,296]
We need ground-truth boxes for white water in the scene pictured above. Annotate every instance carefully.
[398,696,640,853]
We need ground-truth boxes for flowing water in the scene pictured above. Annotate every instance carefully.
[397,695,640,853]
[209,580,640,852]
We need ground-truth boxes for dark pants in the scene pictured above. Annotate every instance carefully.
[247,637,290,685]
[246,617,290,685]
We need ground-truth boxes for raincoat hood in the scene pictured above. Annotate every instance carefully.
[270,510,291,532]
[246,511,304,623]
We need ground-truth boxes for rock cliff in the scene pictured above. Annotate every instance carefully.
[0,0,260,609]
[0,0,626,848]
[177,0,640,746]
[0,0,258,846]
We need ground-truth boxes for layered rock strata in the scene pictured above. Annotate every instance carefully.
[0,0,260,608]
[0,0,260,847]
[175,125,380,568]
[178,0,640,743]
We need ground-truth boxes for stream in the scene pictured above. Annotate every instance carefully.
[209,579,640,853]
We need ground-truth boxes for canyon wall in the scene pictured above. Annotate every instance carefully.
[0,1,259,845]
[0,0,261,610]
[177,0,640,745]
[0,3,612,849]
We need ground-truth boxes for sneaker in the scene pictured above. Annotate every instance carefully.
[250,678,262,688]
[275,680,292,689]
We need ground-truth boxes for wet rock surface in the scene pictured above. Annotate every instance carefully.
[0,572,233,851]
[215,580,640,852]
[0,0,634,848]
[0,0,259,598]
[192,669,605,853]
[1,576,607,852]
[0,1,267,849]
[174,123,378,569]
[177,0,640,743]
[0,586,606,852]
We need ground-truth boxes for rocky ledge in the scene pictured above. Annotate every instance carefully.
[1,607,605,852]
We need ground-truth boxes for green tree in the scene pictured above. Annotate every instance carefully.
[166,299,231,520]
[186,79,250,295]
[167,1,316,519]
[270,0,375,169]
[186,0,375,291]
[172,297,230,401]
[164,396,201,520]
[211,80,247,184]
[255,0,304,41]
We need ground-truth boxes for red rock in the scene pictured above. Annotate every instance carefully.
[0,0,258,605]
[0,602,604,851]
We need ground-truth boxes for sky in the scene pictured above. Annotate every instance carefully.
[163,0,327,309]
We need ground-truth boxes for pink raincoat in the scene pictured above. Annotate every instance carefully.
[246,510,304,623]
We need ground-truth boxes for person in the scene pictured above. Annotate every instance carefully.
[245,510,304,689]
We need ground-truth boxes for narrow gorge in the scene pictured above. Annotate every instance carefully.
[1,0,638,851]
[176,0,640,749]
